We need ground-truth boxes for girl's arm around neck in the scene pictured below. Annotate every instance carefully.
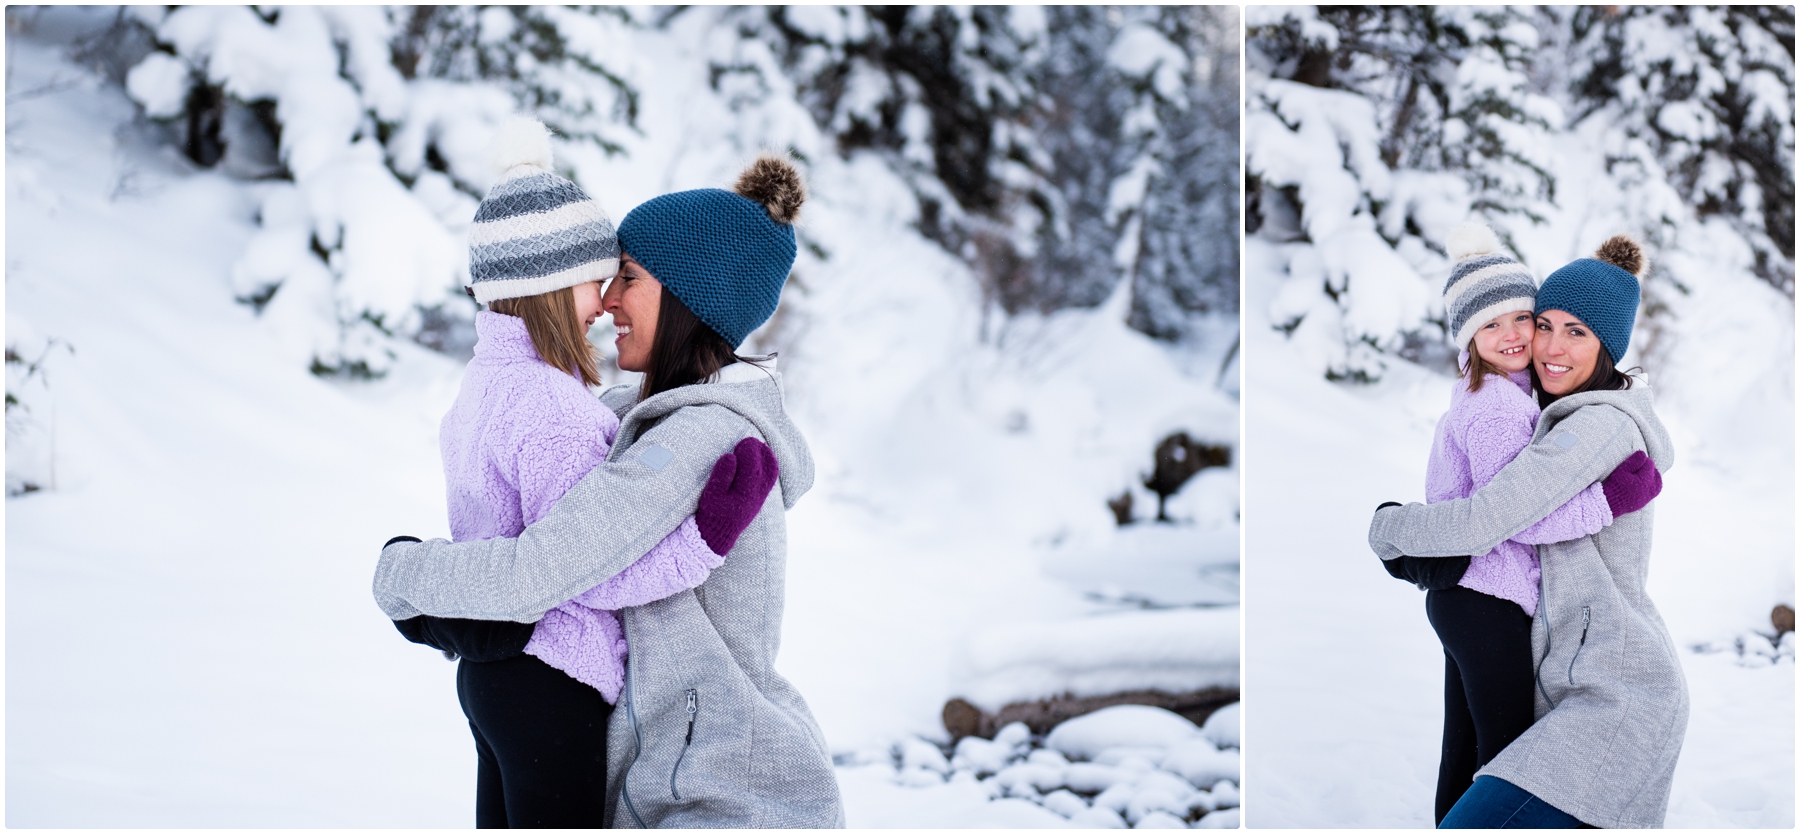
[1370,404,1639,560]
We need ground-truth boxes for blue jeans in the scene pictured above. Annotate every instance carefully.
[1439,776,1584,829]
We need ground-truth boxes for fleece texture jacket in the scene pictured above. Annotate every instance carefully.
[1427,362,1613,615]
[438,311,723,703]
[376,357,845,828]
[1371,384,1684,828]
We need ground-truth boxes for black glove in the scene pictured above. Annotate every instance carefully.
[1372,502,1470,591]
[1383,554,1472,590]
[393,615,535,663]
[380,535,533,662]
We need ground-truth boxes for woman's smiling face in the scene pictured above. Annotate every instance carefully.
[603,254,662,373]
[1471,310,1535,374]
[1533,309,1602,395]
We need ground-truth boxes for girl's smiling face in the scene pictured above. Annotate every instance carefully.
[1471,310,1535,375]
[1533,309,1602,395]
[572,279,604,330]
[602,254,662,373]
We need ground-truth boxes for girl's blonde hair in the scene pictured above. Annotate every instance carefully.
[1458,340,1506,394]
[489,286,603,387]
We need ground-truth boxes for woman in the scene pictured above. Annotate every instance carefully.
[374,154,844,828]
[1368,236,1685,829]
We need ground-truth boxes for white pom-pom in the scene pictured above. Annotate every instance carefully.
[1445,222,1501,261]
[488,115,553,176]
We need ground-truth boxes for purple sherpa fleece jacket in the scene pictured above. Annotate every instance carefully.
[1424,357,1613,615]
[440,311,724,703]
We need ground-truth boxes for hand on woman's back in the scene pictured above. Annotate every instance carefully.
[694,437,780,555]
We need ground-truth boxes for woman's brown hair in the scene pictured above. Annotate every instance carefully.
[639,286,743,400]
[488,286,604,387]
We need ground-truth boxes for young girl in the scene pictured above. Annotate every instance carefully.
[390,117,776,828]
[1385,222,1662,824]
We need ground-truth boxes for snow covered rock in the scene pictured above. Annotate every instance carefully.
[994,721,1032,749]
[1209,780,1239,809]
[1196,807,1240,828]
[994,763,1066,794]
[1162,738,1240,787]
[1134,810,1189,828]
[1092,783,1137,814]
[1068,805,1129,829]
[1095,748,1167,769]
[1199,702,1239,748]
[1126,788,1193,825]
[951,736,1016,777]
[1045,705,1202,761]
[1041,789,1089,819]
[900,738,951,775]
[1064,762,1132,793]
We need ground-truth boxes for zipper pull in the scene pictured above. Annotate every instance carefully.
[684,689,698,744]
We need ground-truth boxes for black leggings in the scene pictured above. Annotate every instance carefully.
[1425,586,1536,826]
[456,653,614,828]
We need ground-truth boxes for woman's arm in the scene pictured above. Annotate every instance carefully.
[1370,404,1642,560]
[374,404,749,622]
[1459,408,1612,547]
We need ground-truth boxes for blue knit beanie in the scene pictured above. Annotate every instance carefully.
[1534,236,1647,364]
[617,155,806,349]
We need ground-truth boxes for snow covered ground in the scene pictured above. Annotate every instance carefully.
[1243,231,1794,827]
[6,12,1238,827]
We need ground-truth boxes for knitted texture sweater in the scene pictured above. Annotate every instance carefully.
[1426,360,1612,615]
[440,311,723,702]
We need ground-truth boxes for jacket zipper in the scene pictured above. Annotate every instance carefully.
[619,620,648,829]
[1534,548,1555,706]
[671,689,698,800]
[1568,605,1592,685]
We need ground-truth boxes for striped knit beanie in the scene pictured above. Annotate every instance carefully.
[466,117,619,304]
[617,155,805,349]
[1442,223,1538,350]
[1535,236,1646,365]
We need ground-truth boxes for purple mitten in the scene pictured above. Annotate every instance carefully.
[694,437,780,555]
[1601,450,1662,517]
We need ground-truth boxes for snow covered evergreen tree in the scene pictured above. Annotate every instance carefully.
[116,6,640,377]
[1561,5,1794,297]
[753,6,1238,344]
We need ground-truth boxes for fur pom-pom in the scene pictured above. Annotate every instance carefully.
[1594,235,1647,278]
[488,115,554,176]
[1445,222,1502,261]
[733,154,806,224]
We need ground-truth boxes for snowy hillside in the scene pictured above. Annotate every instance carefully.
[5,7,1238,828]
[1244,6,1793,828]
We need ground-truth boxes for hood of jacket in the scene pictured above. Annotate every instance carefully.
[601,355,813,510]
[1539,382,1674,473]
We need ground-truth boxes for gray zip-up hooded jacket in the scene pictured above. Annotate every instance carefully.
[1368,385,1684,828]
[373,360,845,828]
